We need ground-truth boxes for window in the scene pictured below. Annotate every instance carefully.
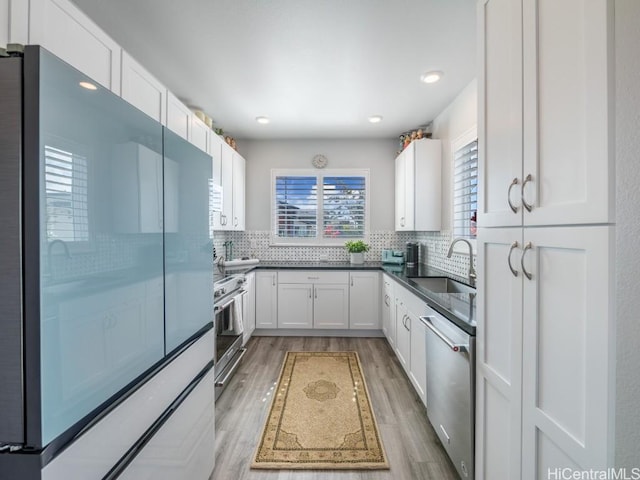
[452,128,478,240]
[272,169,369,245]
[44,144,89,242]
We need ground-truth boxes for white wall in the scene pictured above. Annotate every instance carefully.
[240,138,397,231]
[614,0,640,467]
[430,79,478,229]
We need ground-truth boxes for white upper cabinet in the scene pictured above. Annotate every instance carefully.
[1,0,29,47]
[190,115,209,153]
[478,0,614,228]
[121,51,166,124]
[165,91,191,141]
[232,152,245,230]
[395,139,441,231]
[29,0,121,94]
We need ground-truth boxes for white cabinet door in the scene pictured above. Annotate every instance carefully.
[219,144,234,230]
[394,150,407,230]
[232,153,245,230]
[475,226,523,480]
[477,0,523,228]
[409,311,427,407]
[255,271,278,329]
[394,299,410,374]
[277,283,313,329]
[381,275,395,346]
[478,0,613,229]
[313,284,349,329]
[521,226,612,477]
[165,91,191,140]
[121,51,166,124]
[348,272,380,329]
[521,0,614,226]
[29,0,121,93]
[190,115,209,154]
[209,134,224,230]
[242,272,256,345]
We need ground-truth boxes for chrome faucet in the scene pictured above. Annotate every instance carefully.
[447,238,476,287]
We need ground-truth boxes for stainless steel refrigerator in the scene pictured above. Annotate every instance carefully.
[0,46,214,479]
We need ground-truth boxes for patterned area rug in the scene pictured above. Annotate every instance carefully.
[251,351,389,470]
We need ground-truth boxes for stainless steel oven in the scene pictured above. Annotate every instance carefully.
[213,273,247,400]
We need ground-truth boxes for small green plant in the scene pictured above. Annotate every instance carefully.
[344,240,370,253]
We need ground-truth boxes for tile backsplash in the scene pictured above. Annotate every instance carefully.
[215,229,476,280]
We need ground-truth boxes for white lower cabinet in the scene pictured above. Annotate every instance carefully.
[476,226,613,478]
[409,312,427,406]
[381,274,396,347]
[118,368,215,480]
[348,272,380,329]
[255,271,278,329]
[277,283,314,329]
[242,272,256,345]
[394,298,410,373]
[276,271,349,329]
[393,282,428,406]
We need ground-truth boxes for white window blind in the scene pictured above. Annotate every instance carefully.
[452,138,478,239]
[273,170,368,244]
[44,145,89,242]
[322,175,366,238]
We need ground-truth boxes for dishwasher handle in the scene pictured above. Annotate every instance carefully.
[420,316,468,353]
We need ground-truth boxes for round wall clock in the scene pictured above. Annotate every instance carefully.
[312,154,328,169]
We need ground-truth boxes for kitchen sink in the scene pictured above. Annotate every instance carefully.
[409,277,476,295]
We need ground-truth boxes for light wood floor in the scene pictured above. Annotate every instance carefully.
[210,336,459,480]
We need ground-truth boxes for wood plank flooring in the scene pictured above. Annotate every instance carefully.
[210,336,459,480]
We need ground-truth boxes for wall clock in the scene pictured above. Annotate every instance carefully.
[312,154,328,169]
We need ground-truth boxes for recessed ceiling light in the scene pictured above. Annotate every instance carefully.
[420,71,443,84]
[79,81,97,90]
[255,116,270,124]
[368,115,383,124]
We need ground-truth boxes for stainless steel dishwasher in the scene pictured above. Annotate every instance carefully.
[421,305,475,479]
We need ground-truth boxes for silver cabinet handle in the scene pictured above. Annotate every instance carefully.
[507,177,520,213]
[314,287,317,299]
[405,315,410,331]
[272,274,276,286]
[522,173,533,212]
[400,217,405,227]
[234,217,239,226]
[521,242,533,280]
[308,288,312,299]
[351,276,354,287]
[384,294,390,307]
[421,316,468,352]
[307,276,319,280]
[508,241,519,277]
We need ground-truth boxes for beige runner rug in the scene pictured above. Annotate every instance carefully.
[252,351,389,470]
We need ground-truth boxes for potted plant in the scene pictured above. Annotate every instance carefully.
[345,240,370,264]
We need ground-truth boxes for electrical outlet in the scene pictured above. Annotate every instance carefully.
[250,239,258,249]
[319,254,329,262]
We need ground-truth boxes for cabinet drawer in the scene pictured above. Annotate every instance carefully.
[277,271,348,284]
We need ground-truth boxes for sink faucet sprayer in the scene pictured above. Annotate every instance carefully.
[447,238,476,287]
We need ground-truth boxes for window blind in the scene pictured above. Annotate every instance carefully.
[275,176,318,238]
[44,145,89,242]
[452,139,478,239]
[322,176,366,238]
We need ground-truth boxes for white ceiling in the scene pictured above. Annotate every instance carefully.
[70,0,477,140]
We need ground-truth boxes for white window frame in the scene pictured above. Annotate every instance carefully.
[270,168,370,247]
[451,126,478,254]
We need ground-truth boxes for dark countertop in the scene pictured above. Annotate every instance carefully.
[222,261,476,335]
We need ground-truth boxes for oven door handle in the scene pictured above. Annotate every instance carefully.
[214,290,246,313]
